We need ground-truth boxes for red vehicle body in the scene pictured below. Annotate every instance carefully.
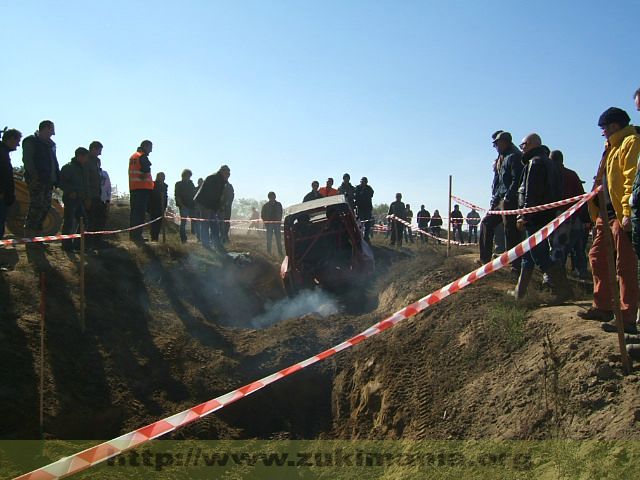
[280,195,374,296]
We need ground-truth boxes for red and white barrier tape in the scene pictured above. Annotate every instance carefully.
[387,215,475,246]
[0,233,81,247]
[13,188,598,480]
[83,216,163,236]
[450,195,487,212]
[167,213,282,224]
[1,217,163,246]
[486,192,588,216]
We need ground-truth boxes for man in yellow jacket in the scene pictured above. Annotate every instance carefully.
[578,107,640,334]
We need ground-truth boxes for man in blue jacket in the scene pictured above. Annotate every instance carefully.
[478,131,523,271]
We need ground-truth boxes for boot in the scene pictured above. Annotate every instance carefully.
[546,263,572,305]
[507,268,533,301]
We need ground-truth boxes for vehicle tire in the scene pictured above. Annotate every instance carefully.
[41,206,63,236]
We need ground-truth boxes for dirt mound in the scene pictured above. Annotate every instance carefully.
[2,232,640,447]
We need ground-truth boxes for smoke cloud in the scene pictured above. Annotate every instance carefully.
[251,289,341,329]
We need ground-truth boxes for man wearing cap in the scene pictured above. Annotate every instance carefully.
[478,131,523,271]
[338,173,356,209]
[578,107,639,335]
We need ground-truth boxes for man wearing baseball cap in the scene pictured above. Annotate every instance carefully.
[478,130,523,272]
[578,107,640,334]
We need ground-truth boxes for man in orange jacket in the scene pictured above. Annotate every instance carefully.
[319,177,339,197]
[128,140,154,242]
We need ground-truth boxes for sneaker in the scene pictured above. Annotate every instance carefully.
[577,307,613,322]
[601,320,638,335]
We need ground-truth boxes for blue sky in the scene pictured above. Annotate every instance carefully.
[2,0,639,216]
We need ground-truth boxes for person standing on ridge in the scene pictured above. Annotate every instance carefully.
[261,191,284,256]
[580,108,639,334]
[59,147,90,251]
[354,176,374,242]
[417,204,431,243]
[0,129,21,240]
[128,140,154,242]
[194,165,230,252]
[450,204,464,242]
[388,193,406,247]
[510,133,568,303]
[319,177,339,197]
[466,208,481,243]
[478,131,523,271]
[303,180,322,202]
[175,169,197,244]
[338,173,356,209]
[22,120,59,238]
[404,203,414,243]
[148,172,168,242]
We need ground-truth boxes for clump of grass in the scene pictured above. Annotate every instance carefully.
[485,302,528,350]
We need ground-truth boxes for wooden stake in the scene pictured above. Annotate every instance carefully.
[447,175,452,257]
[597,189,631,374]
[79,217,86,333]
[39,272,46,439]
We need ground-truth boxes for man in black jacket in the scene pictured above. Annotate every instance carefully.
[354,177,374,241]
[303,180,322,202]
[59,147,90,251]
[194,165,230,251]
[148,172,168,241]
[451,204,464,242]
[22,120,59,236]
[388,193,406,247]
[175,169,197,243]
[417,205,431,243]
[510,133,568,302]
[261,191,283,256]
[467,208,481,243]
[478,131,523,270]
[0,129,21,240]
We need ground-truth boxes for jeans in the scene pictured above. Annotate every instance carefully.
[129,189,151,240]
[390,220,403,246]
[478,199,521,268]
[201,210,223,249]
[521,221,554,272]
[468,225,478,243]
[266,223,283,255]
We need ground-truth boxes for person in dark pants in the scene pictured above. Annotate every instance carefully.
[148,172,168,241]
[417,205,431,243]
[466,208,481,243]
[450,204,464,242]
[22,120,59,237]
[0,129,21,240]
[85,141,103,237]
[388,193,406,247]
[510,133,568,303]
[221,182,234,244]
[355,177,374,241]
[59,148,90,251]
[174,169,197,244]
[128,140,154,242]
[261,191,284,256]
[478,131,523,271]
[194,165,230,252]
[430,210,443,238]
[404,203,414,243]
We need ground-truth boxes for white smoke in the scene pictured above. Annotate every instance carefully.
[251,289,341,329]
